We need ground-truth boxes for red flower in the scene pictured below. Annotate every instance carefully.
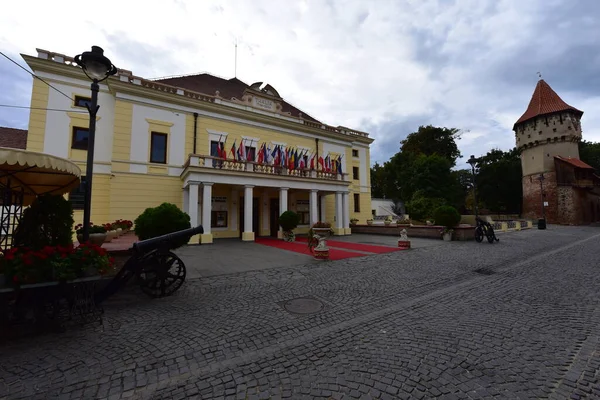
[12,276,18,283]
[23,257,33,266]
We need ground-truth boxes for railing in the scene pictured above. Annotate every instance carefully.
[35,48,370,140]
[186,155,349,182]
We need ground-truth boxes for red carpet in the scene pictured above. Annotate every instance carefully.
[255,237,368,260]
[295,237,404,254]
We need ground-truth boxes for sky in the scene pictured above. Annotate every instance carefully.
[1,0,600,170]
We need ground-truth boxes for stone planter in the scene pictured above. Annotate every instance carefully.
[282,230,295,242]
[116,228,123,237]
[78,233,106,246]
[105,230,117,243]
[384,221,391,226]
[442,233,452,241]
[367,220,373,226]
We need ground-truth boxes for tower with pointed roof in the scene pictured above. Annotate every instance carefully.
[513,79,600,224]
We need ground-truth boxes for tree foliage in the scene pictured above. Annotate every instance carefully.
[580,140,600,171]
[433,205,461,228]
[134,203,191,249]
[400,125,462,166]
[370,162,388,198]
[475,148,523,214]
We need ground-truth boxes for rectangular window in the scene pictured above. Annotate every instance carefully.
[69,176,87,210]
[245,146,256,162]
[210,141,220,157]
[71,126,89,150]
[297,211,310,225]
[211,211,228,228]
[354,193,361,213]
[352,167,359,180]
[150,132,168,164]
[74,95,91,108]
[352,149,359,157]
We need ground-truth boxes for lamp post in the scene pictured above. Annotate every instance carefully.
[74,46,117,242]
[538,173,546,229]
[467,155,478,219]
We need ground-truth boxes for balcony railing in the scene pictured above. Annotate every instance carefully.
[185,155,349,182]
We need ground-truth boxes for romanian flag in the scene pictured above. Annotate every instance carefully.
[230,140,237,160]
[257,143,264,164]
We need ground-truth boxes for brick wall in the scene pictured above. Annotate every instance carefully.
[522,172,558,223]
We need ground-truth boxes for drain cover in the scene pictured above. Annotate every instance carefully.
[474,268,494,275]
[282,297,325,315]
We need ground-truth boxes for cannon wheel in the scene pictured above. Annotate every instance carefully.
[475,226,484,243]
[137,251,187,298]
[485,227,496,243]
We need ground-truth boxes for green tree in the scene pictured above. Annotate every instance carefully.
[400,125,462,166]
[475,148,523,214]
[579,140,600,171]
[370,162,388,198]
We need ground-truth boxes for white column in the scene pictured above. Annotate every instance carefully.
[335,192,343,233]
[243,185,254,241]
[320,194,327,222]
[309,190,319,226]
[279,188,288,214]
[188,182,199,228]
[202,183,213,234]
[342,192,350,233]
[278,188,289,238]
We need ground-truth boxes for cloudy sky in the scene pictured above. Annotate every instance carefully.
[1,0,600,169]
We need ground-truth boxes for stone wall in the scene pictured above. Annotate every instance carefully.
[352,225,475,241]
[522,172,558,223]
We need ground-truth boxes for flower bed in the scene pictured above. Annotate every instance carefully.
[1,243,115,288]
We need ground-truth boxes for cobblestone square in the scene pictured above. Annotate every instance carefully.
[1,226,600,399]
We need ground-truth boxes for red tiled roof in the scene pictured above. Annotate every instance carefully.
[0,127,27,149]
[155,74,321,123]
[514,79,583,128]
[555,155,595,170]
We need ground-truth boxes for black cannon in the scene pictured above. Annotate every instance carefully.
[96,225,203,303]
[475,217,499,243]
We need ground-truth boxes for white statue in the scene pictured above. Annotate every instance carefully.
[399,228,408,241]
[313,233,328,250]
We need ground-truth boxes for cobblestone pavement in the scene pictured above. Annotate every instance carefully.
[2,226,600,399]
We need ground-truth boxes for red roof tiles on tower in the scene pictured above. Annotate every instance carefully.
[514,79,583,129]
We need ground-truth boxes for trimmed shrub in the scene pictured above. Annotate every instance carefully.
[134,203,191,249]
[406,194,445,222]
[13,194,74,249]
[279,211,300,232]
[433,205,461,229]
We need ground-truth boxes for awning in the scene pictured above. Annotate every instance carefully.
[0,147,81,206]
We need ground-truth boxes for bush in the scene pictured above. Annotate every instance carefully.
[134,203,191,249]
[279,211,300,232]
[406,193,445,222]
[12,194,74,250]
[433,205,461,229]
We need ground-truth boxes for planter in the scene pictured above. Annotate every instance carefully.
[116,228,123,237]
[397,240,411,249]
[313,248,330,260]
[384,221,391,226]
[311,228,332,260]
[282,230,295,242]
[105,230,117,243]
[366,221,374,226]
[442,233,452,241]
[89,233,107,246]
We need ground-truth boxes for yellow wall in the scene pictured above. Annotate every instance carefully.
[111,100,133,172]
[26,78,50,152]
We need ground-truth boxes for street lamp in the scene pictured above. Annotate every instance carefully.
[467,155,478,219]
[538,173,546,230]
[74,46,117,242]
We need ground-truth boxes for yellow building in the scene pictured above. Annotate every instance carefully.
[21,48,373,243]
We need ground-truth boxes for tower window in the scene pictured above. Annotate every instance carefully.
[528,134,531,138]
[553,128,557,132]
[539,131,543,135]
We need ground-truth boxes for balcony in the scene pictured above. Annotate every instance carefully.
[183,155,350,183]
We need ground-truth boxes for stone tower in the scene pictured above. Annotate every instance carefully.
[513,79,584,223]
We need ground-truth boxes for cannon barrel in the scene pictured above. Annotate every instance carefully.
[132,225,204,254]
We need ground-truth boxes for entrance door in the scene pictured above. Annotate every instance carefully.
[239,197,260,238]
[270,198,280,237]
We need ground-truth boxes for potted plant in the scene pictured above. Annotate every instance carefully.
[384,216,392,226]
[366,219,374,225]
[433,205,461,242]
[350,218,359,226]
[134,203,191,249]
[308,222,333,260]
[278,211,300,242]
[75,223,107,246]
[104,223,117,243]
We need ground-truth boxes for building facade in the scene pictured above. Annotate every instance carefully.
[513,79,600,225]
[22,48,374,243]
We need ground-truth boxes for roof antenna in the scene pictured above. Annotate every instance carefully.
[537,71,542,79]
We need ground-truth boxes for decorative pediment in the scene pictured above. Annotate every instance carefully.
[233,82,285,113]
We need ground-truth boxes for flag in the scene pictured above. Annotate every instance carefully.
[281,147,287,168]
[294,149,300,169]
[230,140,237,160]
[257,143,264,164]
[310,154,315,170]
[337,156,343,174]
[318,156,324,170]
[299,154,305,169]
